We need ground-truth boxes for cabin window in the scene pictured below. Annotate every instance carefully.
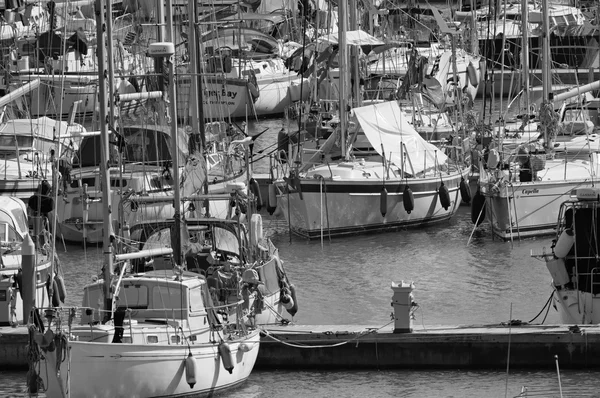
[122,336,132,344]
[170,335,181,344]
[110,179,128,188]
[0,135,34,148]
[189,286,204,312]
[152,285,185,310]
[121,284,149,309]
[147,335,158,344]
[0,223,21,244]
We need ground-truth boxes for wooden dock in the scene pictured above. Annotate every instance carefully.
[5,322,600,371]
[256,323,600,370]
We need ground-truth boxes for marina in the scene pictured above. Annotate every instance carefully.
[0,0,600,395]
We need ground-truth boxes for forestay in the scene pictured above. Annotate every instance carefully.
[353,101,448,174]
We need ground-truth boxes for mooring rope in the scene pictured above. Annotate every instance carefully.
[259,321,393,349]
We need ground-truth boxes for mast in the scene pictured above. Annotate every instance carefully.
[338,0,348,158]
[165,0,182,266]
[95,0,114,322]
[541,0,552,150]
[521,0,529,115]
[187,0,205,153]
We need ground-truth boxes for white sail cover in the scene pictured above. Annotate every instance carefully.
[352,101,448,174]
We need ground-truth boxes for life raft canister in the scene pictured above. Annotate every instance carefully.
[403,186,414,214]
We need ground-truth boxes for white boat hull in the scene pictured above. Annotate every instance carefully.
[552,288,600,324]
[480,157,600,239]
[276,165,469,238]
[40,330,260,398]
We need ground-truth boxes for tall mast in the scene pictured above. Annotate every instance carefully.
[338,0,348,158]
[521,0,529,114]
[541,0,551,104]
[165,0,182,266]
[541,0,552,151]
[187,0,205,153]
[95,0,114,322]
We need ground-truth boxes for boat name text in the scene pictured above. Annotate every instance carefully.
[522,188,539,195]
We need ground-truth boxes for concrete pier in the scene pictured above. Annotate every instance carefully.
[257,323,600,370]
[4,323,600,370]
[0,326,30,370]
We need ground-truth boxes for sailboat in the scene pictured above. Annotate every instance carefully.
[475,0,600,240]
[0,196,60,326]
[27,0,260,395]
[272,0,471,239]
[531,187,600,324]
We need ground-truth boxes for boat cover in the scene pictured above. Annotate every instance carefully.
[352,101,448,174]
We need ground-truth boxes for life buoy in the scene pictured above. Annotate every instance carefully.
[438,182,451,210]
[459,177,471,204]
[218,342,234,374]
[54,274,67,303]
[249,178,262,211]
[403,186,414,214]
[267,184,277,215]
[380,187,388,217]
[185,353,197,388]
[528,104,537,115]
[467,62,479,88]
[471,188,486,225]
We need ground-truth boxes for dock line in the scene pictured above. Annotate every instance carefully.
[260,321,393,349]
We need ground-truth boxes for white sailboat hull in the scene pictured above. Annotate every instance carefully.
[40,331,260,398]
[552,288,600,325]
[480,157,600,239]
[276,163,469,238]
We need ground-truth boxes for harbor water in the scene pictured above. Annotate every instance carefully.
[2,118,600,397]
